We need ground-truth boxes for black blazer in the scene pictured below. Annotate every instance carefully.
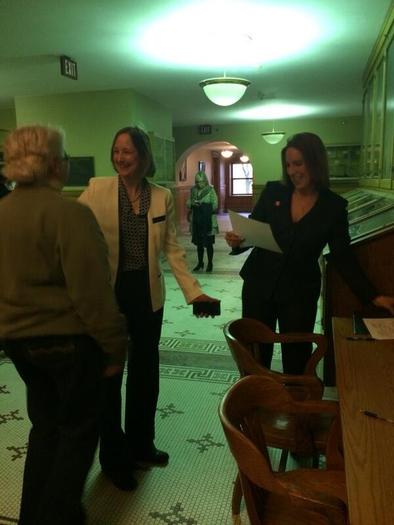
[239,181,376,304]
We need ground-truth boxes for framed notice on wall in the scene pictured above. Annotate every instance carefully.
[65,157,95,186]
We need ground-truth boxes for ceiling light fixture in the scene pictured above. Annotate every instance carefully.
[221,150,234,159]
[240,155,249,162]
[199,76,251,106]
[261,125,285,145]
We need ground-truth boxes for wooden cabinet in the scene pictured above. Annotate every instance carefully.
[361,8,394,188]
[322,189,394,385]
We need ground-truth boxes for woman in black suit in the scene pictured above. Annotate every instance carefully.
[226,132,394,375]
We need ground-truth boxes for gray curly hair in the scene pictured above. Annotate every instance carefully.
[3,125,65,185]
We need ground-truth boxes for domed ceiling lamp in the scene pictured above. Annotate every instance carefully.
[199,75,251,106]
[221,149,234,158]
[240,154,249,162]
[261,123,285,145]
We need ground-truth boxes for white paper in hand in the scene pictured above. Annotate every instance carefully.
[228,210,282,253]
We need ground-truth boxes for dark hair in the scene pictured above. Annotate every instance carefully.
[281,132,329,190]
[110,126,156,178]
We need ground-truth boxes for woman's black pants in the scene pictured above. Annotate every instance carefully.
[242,280,318,375]
[99,269,163,464]
[5,335,102,525]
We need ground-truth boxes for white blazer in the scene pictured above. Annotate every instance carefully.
[79,177,202,312]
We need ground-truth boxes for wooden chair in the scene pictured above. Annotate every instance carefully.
[223,318,341,519]
[219,375,348,525]
[224,317,327,401]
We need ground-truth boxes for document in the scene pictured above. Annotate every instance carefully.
[228,210,282,254]
[363,318,394,340]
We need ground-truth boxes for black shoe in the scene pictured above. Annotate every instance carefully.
[193,262,204,271]
[206,262,213,272]
[102,467,138,491]
[134,446,169,466]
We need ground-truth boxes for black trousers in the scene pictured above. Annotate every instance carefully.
[100,269,163,462]
[242,280,318,375]
[98,372,131,472]
[4,335,103,525]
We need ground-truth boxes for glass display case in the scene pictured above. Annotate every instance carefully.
[347,193,375,209]
[327,144,360,178]
[349,207,394,239]
[341,189,394,240]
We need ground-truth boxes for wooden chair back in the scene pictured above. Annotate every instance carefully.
[224,318,326,400]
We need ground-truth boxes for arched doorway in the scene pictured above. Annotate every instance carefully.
[175,140,253,233]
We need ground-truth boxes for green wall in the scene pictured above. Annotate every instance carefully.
[14,88,172,179]
[0,107,17,146]
[173,116,362,185]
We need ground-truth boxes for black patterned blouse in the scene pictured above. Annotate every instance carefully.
[118,177,151,271]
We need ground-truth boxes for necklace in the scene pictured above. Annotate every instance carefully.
[291,190,318,222]
[128,191,141,203]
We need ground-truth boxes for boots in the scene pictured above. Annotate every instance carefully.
[193,262,204,271]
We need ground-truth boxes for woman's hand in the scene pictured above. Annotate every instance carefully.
[190,294,220,318]
[103,364,124,377]
[372,295,394,315]
[225,230,244,249]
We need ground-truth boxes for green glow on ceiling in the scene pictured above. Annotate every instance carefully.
[136,1,322,69]
[235,102,319,119]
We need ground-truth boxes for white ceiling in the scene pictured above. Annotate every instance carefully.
[0,0,391,127]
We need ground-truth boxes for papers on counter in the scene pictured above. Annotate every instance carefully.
[363,318,394,340]
[228,210,282,254]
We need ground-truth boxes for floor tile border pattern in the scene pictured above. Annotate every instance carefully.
[160,337,229,355]
[159,364,239,385]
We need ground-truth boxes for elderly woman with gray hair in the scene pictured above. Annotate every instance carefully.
[0,125,127,525]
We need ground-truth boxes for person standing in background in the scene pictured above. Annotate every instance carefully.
[226,132,394,375]
[79,126,219,491]
[0,125,127,525]
[187,171,219,272]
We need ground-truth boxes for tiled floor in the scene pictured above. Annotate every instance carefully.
[0,215,336,524]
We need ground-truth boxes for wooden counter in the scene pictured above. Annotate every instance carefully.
[332,317,394,525]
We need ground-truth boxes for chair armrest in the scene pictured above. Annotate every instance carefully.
[285,481,348,523]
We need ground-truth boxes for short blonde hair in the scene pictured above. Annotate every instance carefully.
[3,125,64,184]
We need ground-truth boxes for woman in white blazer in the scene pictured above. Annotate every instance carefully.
[79,126,218,491]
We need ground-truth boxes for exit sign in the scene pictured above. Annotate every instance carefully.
[198,124,212,135]
[60,56,78,80]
